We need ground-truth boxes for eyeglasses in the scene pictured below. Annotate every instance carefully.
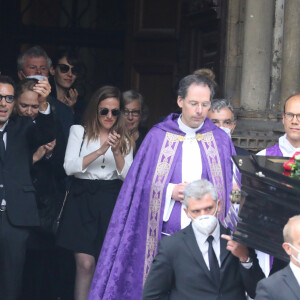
[57,64,80,76]
[284,112,300,122]
[98,108,120,116]
[0,94,14,103]
[123,109,141,117]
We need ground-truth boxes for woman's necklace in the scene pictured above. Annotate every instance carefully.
[101,155,105,169]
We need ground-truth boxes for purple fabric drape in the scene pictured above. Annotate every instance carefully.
[88,114,236,300]
[266,143,283,156]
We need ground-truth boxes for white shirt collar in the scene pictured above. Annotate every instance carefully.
[289,261,300,286]
[279,134,300,157]
[177,115,204,136]
[192,220,220,247]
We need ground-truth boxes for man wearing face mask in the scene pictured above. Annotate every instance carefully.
[143,179,264,300]
[208,98,249,156]
[256,215,300,299]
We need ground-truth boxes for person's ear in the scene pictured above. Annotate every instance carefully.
[18,70,25,80]
[231,121,236,134]
[217,200,221,213]
[177,96,183,109]
[184,207,191,219]
[282,242,292,256]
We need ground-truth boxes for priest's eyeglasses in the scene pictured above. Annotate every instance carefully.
[284,112,300,122]
[123,109,141,117]
[0,94,14,103]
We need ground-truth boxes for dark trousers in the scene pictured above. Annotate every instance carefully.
[0,211,29,300]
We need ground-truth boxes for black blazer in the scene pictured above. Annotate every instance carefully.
[2,112,55,227]
[256,265,300,300]
[143,224,265,300]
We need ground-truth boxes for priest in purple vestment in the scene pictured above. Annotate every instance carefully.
[256,93,300,279]
[88,74,237,300]
[257,94,300,157]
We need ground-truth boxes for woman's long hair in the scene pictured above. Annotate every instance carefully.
[82,85,133,155]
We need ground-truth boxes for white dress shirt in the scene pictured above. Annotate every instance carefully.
[64,125,133,180]
[290,261,300,286]
[163,117,204,228]
[192,221,221,268]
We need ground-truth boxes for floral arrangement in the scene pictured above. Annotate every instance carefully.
[283,152,300,177]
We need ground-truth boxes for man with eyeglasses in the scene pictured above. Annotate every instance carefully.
[255,94,300,280]
[89,74,237,300]
[257,94,300,157]
[208,98,249,156]
[0,75,54,300]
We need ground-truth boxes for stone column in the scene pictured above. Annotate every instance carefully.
[269,0,284,111]
[240,0,274,110]
[280,0,300,107]
[223,0,245,108]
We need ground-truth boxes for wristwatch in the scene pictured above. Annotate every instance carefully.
[241,256,253,264]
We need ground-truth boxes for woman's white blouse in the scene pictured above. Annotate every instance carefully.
[64,125,133,180]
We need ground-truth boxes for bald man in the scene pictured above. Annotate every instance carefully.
[257,94,300,157]
[255,215,300,299]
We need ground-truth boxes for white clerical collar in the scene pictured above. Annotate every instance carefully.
[177,115,204,135]
[289,261,300,286]
[192,220,220,247]
[279,134,300,157]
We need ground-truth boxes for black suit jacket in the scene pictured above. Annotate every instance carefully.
[235,145,250,156]
[2,112,55,226]
[256,265,300,300]
[143,224,265,300]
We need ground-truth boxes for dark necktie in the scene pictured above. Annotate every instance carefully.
[207,235,220,284]
[0,131,5,163]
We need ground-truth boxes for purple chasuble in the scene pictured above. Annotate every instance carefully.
[88,114,235,300]
[266,143,283,156]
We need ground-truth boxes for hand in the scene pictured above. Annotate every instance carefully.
[221,234,249,262]
[44,139,56,156]
[63,88,78,108]
[33,145,47,164]
[172,182,189,202]
[98,137,110,156]
[107,131,121,154]
[33,78,51,105]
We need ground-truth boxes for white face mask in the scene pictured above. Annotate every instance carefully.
[288,243,300,264]
[220,126,231,138]
[189,203,218,236]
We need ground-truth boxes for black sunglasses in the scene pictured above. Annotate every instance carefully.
[57,64,80,76]
[0,94,14,103]
[98,108,120,117]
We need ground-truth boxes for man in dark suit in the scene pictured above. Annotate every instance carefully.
[0,75,54,300]
[143,179,264,300]
[208,98,250,156]
[256,215,300,299]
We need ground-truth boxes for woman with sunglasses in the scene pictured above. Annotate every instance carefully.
[49,49,85,140]
[56,85,133,300]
